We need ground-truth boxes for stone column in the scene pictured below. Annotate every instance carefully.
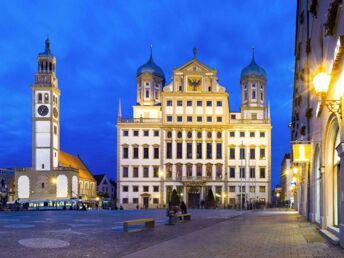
[336,142,344,247]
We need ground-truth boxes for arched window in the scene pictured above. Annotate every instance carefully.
[18,176,30,198]
[44,93,49,103]
[252,90,256,100]
[38,93,43,103]
[56,175,68,198]
[145,89,150,98]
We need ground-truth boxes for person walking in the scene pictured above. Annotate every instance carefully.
[180,201,187,214]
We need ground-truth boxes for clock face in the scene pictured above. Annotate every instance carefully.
[53,108,58,118]
[38,105,49,116]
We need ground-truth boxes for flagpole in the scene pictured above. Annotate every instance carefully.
[240,141,243,210]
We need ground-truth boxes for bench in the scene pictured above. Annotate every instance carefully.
[176,213,191,221]
[123,218,155,232]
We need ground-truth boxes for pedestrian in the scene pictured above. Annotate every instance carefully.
[180,201,187,214]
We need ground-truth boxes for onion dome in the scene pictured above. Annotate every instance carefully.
[39,37,54,57]
[241,48,266,79]
[136,46,165,79]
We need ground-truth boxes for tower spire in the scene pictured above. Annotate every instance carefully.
[251,47,255,62]
[45,36,51,54]
[149,44,153,62]
[118,98,122,121]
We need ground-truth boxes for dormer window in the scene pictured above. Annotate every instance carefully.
[145,89,149,98]
[145,82,150,86]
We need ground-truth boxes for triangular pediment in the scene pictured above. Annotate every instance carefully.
[175,59,214,73]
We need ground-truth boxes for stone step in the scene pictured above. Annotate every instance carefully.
[319,229,340,245]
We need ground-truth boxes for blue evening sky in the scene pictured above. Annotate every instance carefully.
[0,1,296,188]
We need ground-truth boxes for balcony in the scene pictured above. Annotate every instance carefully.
[118,118,162,124]
[176,176,212,182]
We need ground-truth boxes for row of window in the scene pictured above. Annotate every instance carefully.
[122,197,159,204]
[121,185,266,194]
[166,115,223,123]
[122,130,266,138]
[123,146,159,159]
[123,130,159,137]
[166,100,223,107]
[121,165,266,179]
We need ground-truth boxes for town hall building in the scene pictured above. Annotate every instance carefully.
[117,48,271,209]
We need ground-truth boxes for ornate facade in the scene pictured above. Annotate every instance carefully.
[117,49,271,209]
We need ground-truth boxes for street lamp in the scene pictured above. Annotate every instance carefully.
[313,70,342,118]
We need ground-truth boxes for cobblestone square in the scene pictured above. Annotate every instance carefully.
[0,209,343,257]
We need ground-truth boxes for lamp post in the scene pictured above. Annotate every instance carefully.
[313,71,342,118]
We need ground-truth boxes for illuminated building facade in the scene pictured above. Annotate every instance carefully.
[117,49,271,209]
[290,0,344,246]
[15,39,96,207]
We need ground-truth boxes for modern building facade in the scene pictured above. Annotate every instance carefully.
[15,39,96,207]
[280,154,294,207]
[290,0,344,246]
[117,49,271,209]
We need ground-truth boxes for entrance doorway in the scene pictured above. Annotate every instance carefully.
[143,197,149,209]
[188,187,200,208]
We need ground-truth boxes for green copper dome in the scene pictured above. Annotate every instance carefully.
[136,47,165,80]
[241,49,266,79]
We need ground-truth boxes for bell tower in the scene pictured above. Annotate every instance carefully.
[32,38,60,171]
[136,46,165,106]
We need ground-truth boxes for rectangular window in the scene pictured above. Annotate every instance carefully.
[123,130,129,136]
[240,167,245,178]
[122,167,128,177]
[229,167,235,178]
[133,147,139,159]
[207,116,212,122]
[122,198,128,204]
[153,167,159,178]
[216,143,222,159]
[177,100,183,106]
[133,167,139,178]
[260,167,266,178]
[260,148,266,159]
[153,186,159,192]
[196,143,202,159]
[250,148,255,159]
[239,131,245,137]
[166,143,172,159]
[197,100,202,106]
[133,130,139,136]
[206,143,212,159]
[217,117,222,122]
[123,147,128,159]
[229,186,236,192]
[143,167,149,178]
[143,147,149,159]
[154,147,159,159]
[177,143,183,159]
[123,186,128,192]
[206,101,212,106]
[167,116,173,122]
[196,165,202,177]
[250,131,255,137]
[216,165,222,178]
[177,116,182,122]
[240,148,245,159]
[153,198,159,204]
[197,116,202,122]
[187,116,193,122]
[229,131,235,137]
[239,186,246,192]
[229,148,235,159]
[143,130,149,136]
[231,114,236,119]
[251,113,257,120]
[154,130,159,136]
[133,198,138,204]
[133,186,139,192]
[186,165,192,177]
[260,132,265,137]
[143,186,149,192]
[250,167,255,178]
[167,100,172,106]
[259,186,266,193]
[187,100,192,106]
[216,101,222,107]
[250,186,255,193]
[145,89,149,98]
[187,143,192,159]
